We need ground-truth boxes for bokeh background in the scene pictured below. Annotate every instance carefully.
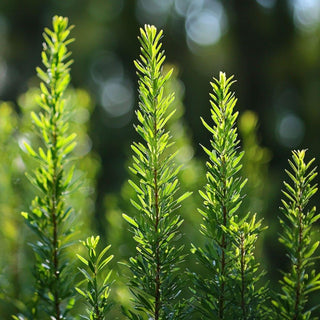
[1,0,320,318]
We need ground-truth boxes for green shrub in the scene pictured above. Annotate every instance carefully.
[191,72,269,319]
[121,25,192,320]
[273,150,320,319]
[76,236,113,320]
[0,15,319,320]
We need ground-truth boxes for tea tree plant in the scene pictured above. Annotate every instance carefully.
[18,86,101,241]
[2,17,320,320]
[192,72,269,319]
[273,150,320,319]
[122,25,191,320]
[103,64,203,318]
[229,214,269,319]
[19,16,76,319]
[76,236,113,320]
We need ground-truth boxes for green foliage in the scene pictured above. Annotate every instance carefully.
[192,72,245,318]
[103,63,204,319]
[192,72,269,319]
[76,236,113,320]
[229,214,270,319]
[273,150,320,319]
[122,25,191,320]
[18,16,76,319]
[0,88,99,320]
[1,17,320,320]
[17,86,100,234]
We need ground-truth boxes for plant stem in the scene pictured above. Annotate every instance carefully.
[276,150,320,319]
[94,267,101,320]
[51,118,61,319]
[218,152,228,319]
[127,25,186,319]
[240,233,246,320]
[53,213,60,319]
[153,102,161,320]
[219,205,227,319]
[21,16,75,319]
[293,202,303,320]
[154,168,161,320]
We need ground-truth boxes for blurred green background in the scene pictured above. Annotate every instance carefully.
[1,0,320,318]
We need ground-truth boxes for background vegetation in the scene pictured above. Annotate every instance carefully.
[0,0,320,318]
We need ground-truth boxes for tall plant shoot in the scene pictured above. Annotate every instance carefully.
[122,25,191,320]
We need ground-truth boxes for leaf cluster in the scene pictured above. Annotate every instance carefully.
[76,236,113,320]
[229,214,270,319]
[273,150,320,319]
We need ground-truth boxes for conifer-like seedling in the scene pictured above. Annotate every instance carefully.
[19,16,76,319]
[273,150,320,319]
[192,72,268,319]
[76,236,113,320]
[229,213,269,319]
[8,17,320,320]
[122,25,191,320]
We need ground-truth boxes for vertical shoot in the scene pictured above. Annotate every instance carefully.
[230,214,269,319]
[21,16,76,319]
[274,150,320,319]
[122,25,190,320]
[192,72,246,319]
[76,236,113,320]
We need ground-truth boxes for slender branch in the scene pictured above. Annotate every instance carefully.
[124,25,188,319]
[275,150,320,319]
[93,266,102,320]
[240,233,246,320]
[76,236,113,319]
[153,75,161,320]
[21,16,75,319]
[194,73,251,319]
[293,203,303,320]
[218,111,229,320]
[218,205,227,319]
[51,112,61,319]
[154,166,161,320]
